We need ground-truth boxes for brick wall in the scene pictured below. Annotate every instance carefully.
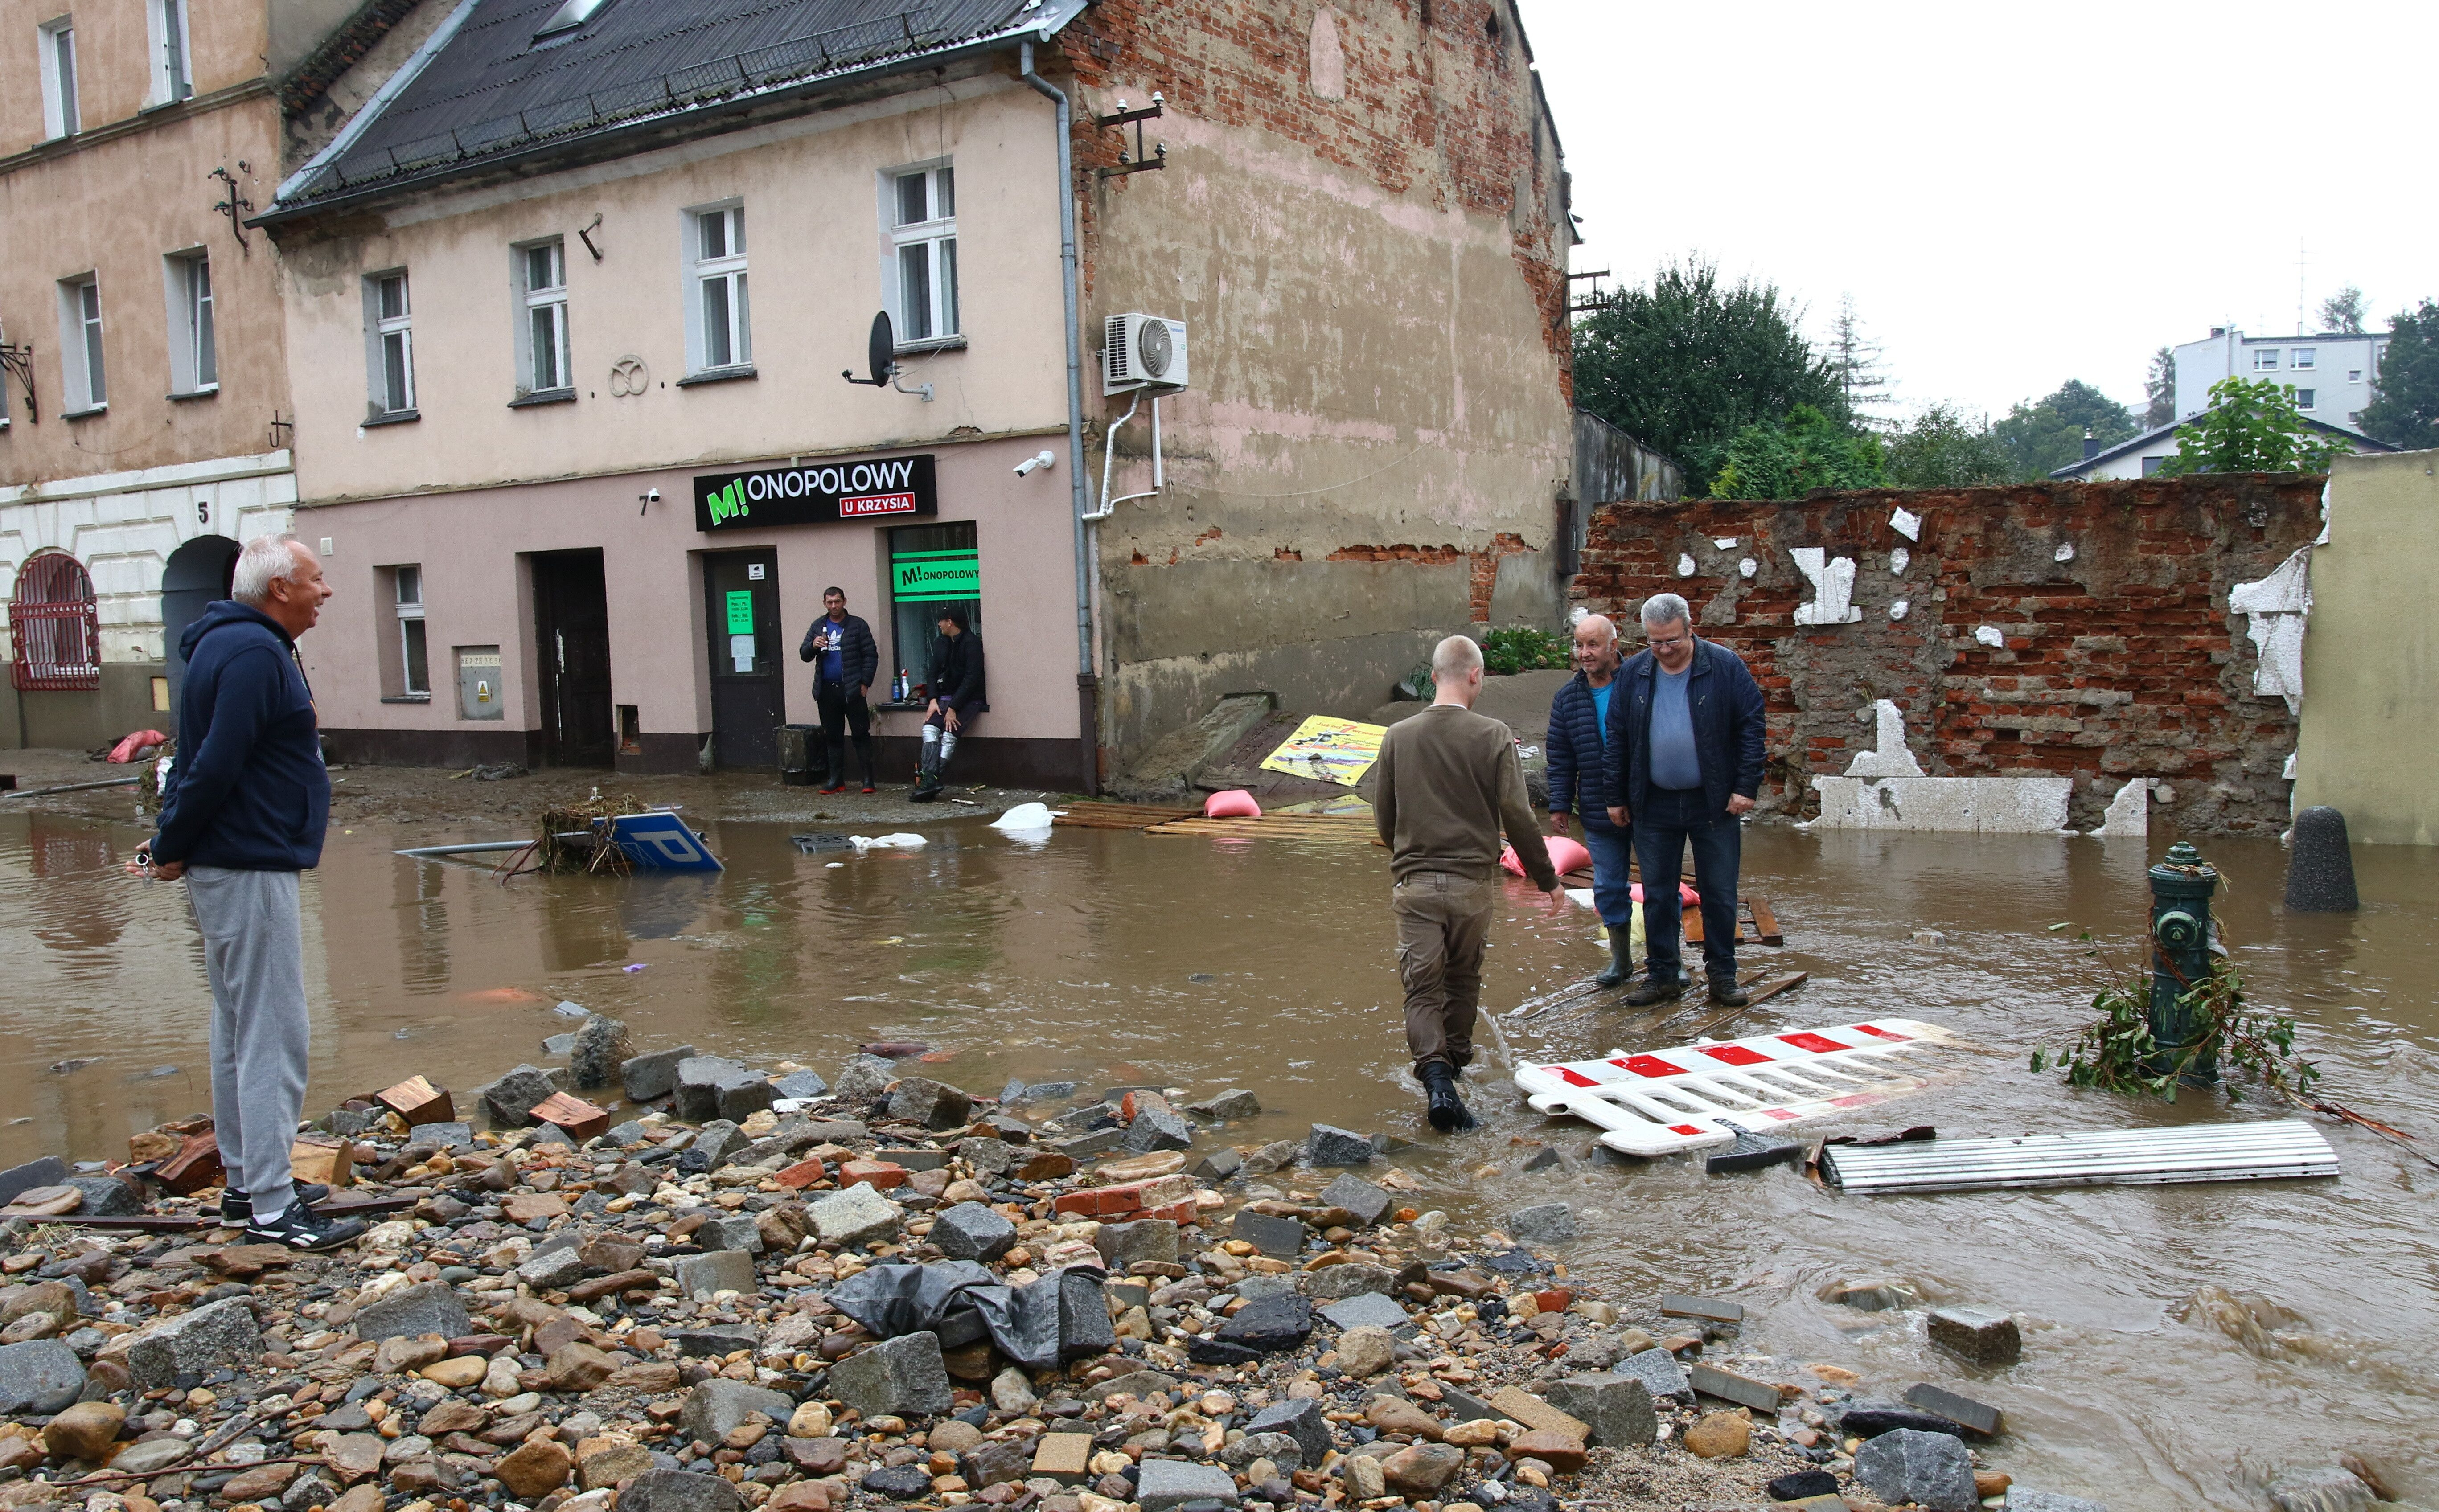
[1570,476,2325,833]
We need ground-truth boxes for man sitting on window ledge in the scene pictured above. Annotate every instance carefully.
[912,607,985,803]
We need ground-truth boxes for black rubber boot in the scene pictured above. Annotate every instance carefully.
[1421,1062,1477,1133]
[910,746,941,802]
[1625,971,1684,1008]
[1595,925,1633,989]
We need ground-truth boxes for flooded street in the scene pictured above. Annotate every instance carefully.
[2,783,2434,1509]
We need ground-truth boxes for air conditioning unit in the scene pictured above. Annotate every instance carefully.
[1103,313,1189,395]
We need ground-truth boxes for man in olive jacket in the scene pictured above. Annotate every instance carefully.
[1375,635,1563,1131]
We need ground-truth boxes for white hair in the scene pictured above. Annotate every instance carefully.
[230,534,304,606]
[1640,592,1691,631]
[1431,634,1484,682]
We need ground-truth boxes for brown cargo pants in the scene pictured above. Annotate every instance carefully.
[1393,870,1495,1075]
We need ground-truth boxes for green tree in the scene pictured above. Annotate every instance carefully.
[2318,286,2367,336]
[1992,379,2139,479]
[1827,296,1894,429]
[2357,299,2439,450]
[2158,377,2350,475]
[1710,404,1886,499]
[2143,347,2176,428]
[1572,258,1847,494]
[1885,404,2011,488]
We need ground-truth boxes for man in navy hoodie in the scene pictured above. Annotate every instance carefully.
[139,535,365,1252]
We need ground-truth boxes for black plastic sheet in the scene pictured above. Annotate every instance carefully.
[828,1260,1112,1370]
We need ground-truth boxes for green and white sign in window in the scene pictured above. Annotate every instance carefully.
[891,548,980,602]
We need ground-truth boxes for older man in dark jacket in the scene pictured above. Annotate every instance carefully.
[1602,592,1767,1008]
[138,535,366,1254]
[1546,613,1634,986]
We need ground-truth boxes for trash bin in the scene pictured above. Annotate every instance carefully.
[778,723,825,787]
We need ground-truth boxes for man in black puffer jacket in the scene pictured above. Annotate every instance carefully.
[912,607,985,802]
[1547,613,1634,987]
[138,535,365,1254]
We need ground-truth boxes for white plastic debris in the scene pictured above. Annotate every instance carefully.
[990,802,1055,831]
[1712,537,1739,550]
[848,832,929,851]
[1677,553,1697,577]
[1739,558,1757,579]
[1974,625,2006,648]
[1889,546,1909,575]
[2054,541,2076,563]
[1890,506,1922,541]
[1889,600,1910,620]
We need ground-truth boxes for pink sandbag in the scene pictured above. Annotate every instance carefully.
[1629,881,1701,906]
[1499,836,1592,877]
[1203,789,1262,818]
[107,729,168,764]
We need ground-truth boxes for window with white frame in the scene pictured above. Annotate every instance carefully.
[395,565,429,695]
[2348,368,2363,383]
[2296,388,2316,410]
[2291,347,2315,370]
[148,0,191,105]
[37,16,78,138]
[57,275,105,413]
[365,270,415,417]
[515,239,571,396]
[888,164,958,344]
[165,251,216,395]
[684,204,750,373]
[2253,349,2280,371]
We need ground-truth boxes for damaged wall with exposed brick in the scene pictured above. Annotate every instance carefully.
[1055,0,1585,764]
[1569,475,2325,834]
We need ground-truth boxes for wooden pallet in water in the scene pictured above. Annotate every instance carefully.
[1051,802,1199,831]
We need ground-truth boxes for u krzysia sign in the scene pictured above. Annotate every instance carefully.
[694,453,937,531]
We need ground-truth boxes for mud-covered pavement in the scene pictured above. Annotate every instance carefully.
[2,755,2435,1509]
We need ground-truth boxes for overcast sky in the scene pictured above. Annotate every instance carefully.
[1529,0,2439,424]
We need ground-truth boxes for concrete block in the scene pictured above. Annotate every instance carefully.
[1230,1209,1304,1258]
[1809,774,2073,834]
[1093,1218,1179,1270]
[1300,1262,1396,1301]
[1927,1305,2021,1365]
[620,1045,697,1103]
[1659,1294,1743,1324]
[809,1183,903,1247]
[678,1379,794,1444]
[1688,1361,1781,1413]
[1854,1427,1978,1512]
[675,1058,776,1123]
[1243,1397,1330,1466]
[2285,806,2359,910]
[1544,1373,1657,1446]
[125,1297,263,1388]
[673,1250,756,1299]
[1504,1202,1575,1245]
[885,1077,971,1131]
[479,1064,559,1128]
[1319,1172,1393,1227]
[1135,1458,1240,1512]
[931,1201,1016,1262]
[1319,1292,1410,1332]
[352,1280,472,1343]
[826,1331,952,1418]
[1611,1346,1692,1404]
[1902,1381,2004,1438]
[1306,1124,1376,1166]
[694,1214,764,1254]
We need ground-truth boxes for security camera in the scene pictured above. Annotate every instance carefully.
[1014,450,1057,477]
[644,488,661,502]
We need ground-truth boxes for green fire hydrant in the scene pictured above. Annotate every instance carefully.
[2146,840,2220,1086]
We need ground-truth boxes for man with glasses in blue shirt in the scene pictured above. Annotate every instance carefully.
[1602,592,1767,1007]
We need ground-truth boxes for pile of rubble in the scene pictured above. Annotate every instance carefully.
[0,1026,2095,1512]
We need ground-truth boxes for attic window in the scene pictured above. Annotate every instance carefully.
[535,0,612,41]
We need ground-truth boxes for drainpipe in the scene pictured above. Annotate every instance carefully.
[1019,39,1099,795]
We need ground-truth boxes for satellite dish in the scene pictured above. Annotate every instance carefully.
[1136,318,1173,380]
[842,311,896,387]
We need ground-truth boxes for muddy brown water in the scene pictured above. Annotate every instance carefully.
[3,788,2435,1508]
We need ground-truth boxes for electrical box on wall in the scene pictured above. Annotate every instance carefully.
[457,646,504,720]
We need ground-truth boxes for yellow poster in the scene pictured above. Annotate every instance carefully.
[1259,715,1388,787]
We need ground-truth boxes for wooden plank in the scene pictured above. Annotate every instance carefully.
[1052,802,1198,831]
[1748,895,1783,946]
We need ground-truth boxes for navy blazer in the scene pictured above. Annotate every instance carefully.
[1600,637,1767,820]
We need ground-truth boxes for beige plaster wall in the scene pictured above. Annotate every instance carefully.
[275,79,1069,504]
[2294,450,2439,844]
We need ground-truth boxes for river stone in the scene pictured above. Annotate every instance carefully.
[772,1068,829,1100]
[931,1202,1016,1261]
[480,1064,559,1128]
[1122,1094,1195,1153]
[0,1339,86,1414]
[1306,1124,1376,1166]
[673,1250,756,1299]
[1335,1325,1396,1379]
[827,1331,952,1418]
[1839,1402,1963,1440]
[832,1054,898,1103]
[60,1175,140,1217]
[691,1120,747,1167]
[1380,1442,1465,1495]
[1186,1088,1261,1121]
[0,1156,69,1207]
[1243,1396,1330,1464]
[110,1438,195,1476]
[517,1246,588,1290]
[1855,1427,1978,1511]
[1320,1291,1411,1332]
[695,1213,764,1254]
[1136,1458,1241,1511]
[353,1281,472,1343]
[1094,1219,1179,1270]
[125,1296,263,1387]
[1545,1373,1657,1446]
[618,1469,743,1512]
[1611,1345,1692,1403]
[1504,1202,1576,1246]
[621,1045,697,1102]
[809,1182,903,1247]
[860,1466,935,1501]
[1230,1209,1305,1258]
[2285,806,2359,912]
[676,1058,776,1123]
[1319,1172,1393,1228]
[1214,1295,1313,1353]
[570,1015,632,1090]
[680,1379,795,1444]
[1302,1262,1397,1301]
[886,1077,972,1131]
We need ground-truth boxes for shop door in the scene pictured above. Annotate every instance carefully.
[703,548,783,768]
[533,549,615,766]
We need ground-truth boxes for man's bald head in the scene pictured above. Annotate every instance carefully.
[1572,613,1622,682]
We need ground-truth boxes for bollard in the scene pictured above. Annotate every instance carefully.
[2284,806,2360,912]
[2145,841,2219,1086]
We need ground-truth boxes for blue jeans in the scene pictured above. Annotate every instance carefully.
[1633,786,1741,982]
[1579,820,1635,928]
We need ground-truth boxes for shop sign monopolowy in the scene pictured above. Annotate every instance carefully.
[695,453,938,531]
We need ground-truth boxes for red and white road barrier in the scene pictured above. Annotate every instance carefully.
[1513,1017,1967,1157]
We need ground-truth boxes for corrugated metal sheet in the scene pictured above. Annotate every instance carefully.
[287,0,1049,206]
[1822,1119,2340,1195]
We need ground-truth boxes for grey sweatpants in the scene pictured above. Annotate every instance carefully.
[186,865,309,1220]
